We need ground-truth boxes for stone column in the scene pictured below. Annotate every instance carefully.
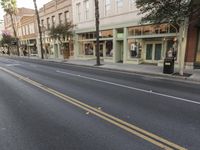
[123,27,128,64]
[73,33,79,59]
[113,28,117,63]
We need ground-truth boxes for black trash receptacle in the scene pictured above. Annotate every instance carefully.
[163,58,174,74]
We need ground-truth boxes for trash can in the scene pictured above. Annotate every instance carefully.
[163,58,174,74]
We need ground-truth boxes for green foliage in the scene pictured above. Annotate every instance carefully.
[0,33,15,47]
[48,22,74,42]
[136,0,200,25]
[1,0,17,15]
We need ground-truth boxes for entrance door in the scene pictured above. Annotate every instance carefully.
[154,44,162,60]
[99,43,104,57]
[145,43,162,63]
[116,41,123,63]
[63,43,70,59]
[54,44,58,58]
[146,44,153,60]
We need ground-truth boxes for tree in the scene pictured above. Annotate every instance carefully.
[48,22,74,59]
[1,0,20,56]
[33,0,44,59]
[0,32,16,55]
[136,0,200,75]
[94,0,100,66]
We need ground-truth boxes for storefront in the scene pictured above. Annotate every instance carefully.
[77,30,114,61]
[20,39,37,56]
[125,24,178,65]
[75,24,178,66]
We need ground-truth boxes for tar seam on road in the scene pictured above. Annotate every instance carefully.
[56,70,200,106]
[0,67,187,150]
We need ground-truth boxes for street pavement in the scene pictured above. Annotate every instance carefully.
[0,57,200,150]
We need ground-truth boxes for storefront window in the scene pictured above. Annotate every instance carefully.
[143,26,153,35]
[84,43,94,55]
[50,44,54,55]
[100,30,113,38]
[106,40,113,57]
[128,24,178,36]
[128,39,142,58]
[159,24,168,34]
[78,32,96,40]
[166,39,178,60]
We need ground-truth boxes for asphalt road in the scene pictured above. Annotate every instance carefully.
[0,56,200,150]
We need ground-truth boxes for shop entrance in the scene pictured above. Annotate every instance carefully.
[116,41,123,63]
[54,44,59,58]
[145,42,162,63]
[63,43,70,59]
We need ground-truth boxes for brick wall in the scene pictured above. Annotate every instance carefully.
[185,20,198,62]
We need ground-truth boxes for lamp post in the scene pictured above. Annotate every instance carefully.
[94,0,100,66]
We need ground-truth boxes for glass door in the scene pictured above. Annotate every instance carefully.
[99,43,104,57]
[154,44,162,60]
[145,43,162,62]
[146,44,153,60]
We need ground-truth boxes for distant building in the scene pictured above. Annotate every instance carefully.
[17,14,38,56]
[4,7,35,37]
[38,0,73,59]
[3,7,36,55]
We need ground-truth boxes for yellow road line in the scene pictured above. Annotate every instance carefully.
[0,67,187,150]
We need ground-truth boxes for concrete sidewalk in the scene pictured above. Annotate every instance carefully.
[66,59,200,81]
[3,55,200,82]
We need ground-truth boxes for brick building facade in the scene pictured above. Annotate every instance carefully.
[38,0,73,59]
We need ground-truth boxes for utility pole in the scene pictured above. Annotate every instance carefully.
[33,0,44,59]
[94,0,100,66]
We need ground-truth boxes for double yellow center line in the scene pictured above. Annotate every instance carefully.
[0,67,187,150]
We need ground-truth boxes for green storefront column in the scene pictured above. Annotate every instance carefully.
[74,33,79,59]
[123,27,128,63]
[113,28,117,63]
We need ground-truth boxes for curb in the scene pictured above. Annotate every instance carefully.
[2,55,200,84]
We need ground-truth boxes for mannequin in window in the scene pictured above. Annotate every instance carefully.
[130,42,137,57]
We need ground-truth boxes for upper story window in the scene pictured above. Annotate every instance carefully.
[64,11,70,22]
[47,17,50,29]
[29,23,35,34]
[105,0,111,16]
[116,0,123,11]
[41,19,44,26]
[18,27,22,36]
[84,0,89,20]
[59,13,63,24]
[76,3,81,22]
[129,0,135,10]
[52,16,55,27]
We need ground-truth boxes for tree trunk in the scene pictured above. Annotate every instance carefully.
[10,13,19,56]
[178,19,189,75]
[33,0,44,59]
[95,0,100,66]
